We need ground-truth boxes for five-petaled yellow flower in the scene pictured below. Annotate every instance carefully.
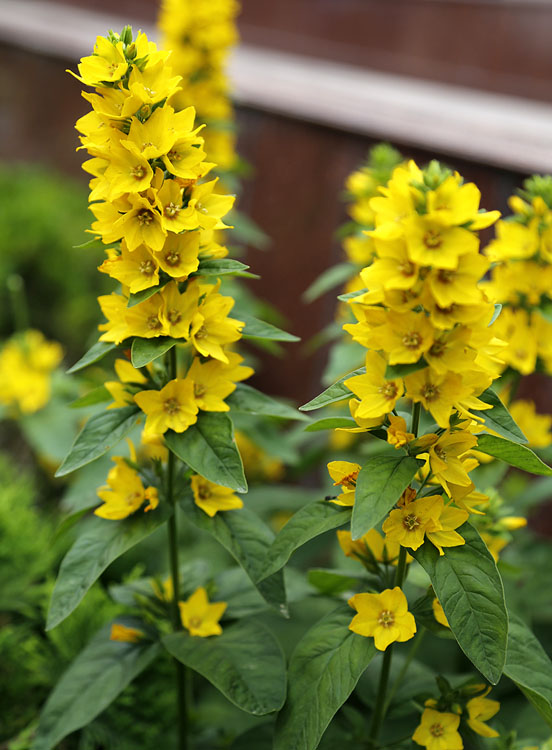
[179,587,227,637]
[191,475,243,517]
[412,707,463,750]
[134,378,199,435]
[348,587,416,651]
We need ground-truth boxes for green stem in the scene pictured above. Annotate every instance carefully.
[368,547,408,745]
[383,628,426,714]
[411,402,421,438]
[166,347,188,750]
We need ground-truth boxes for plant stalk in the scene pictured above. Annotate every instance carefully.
[166,347,188,750]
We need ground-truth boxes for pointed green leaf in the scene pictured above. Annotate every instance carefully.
[303,263,356,303]
[274,606,376,750]
[504,612,552,727]
[127,282,168,307]
[163,620,286,715]
[32,625,159,750]
[55,406,141,477]
[238,312,300,342]
[131,336,175,367]
[489,303,502,326]
[412,523,508,684]
[46,508,171,630]
[337,288,368,302]
[304,416,358,432]
[259,501,352,580]
[476,434,552,475]
[166,412,247,493]
[299,367,365,412]
[352,455,422,540]
[179,492,286,613]
[472,387,527,443]
[196,258,258,278]
[69,386,111,409]
[227,383,308,421]
[66,341,117,374]
[308,569,366,595]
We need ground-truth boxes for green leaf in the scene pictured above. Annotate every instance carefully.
[489,303,502,326]
[303,263,356,303]
[308,569,365,595]
[352,455,421,540]
[504,612,552,727]
[69,386,111,409]
[66,341,117,374]
[259,501,352,580]
[127,283,167,307]
[337,288,368,302]
[179,493,286,613]
[196,258,258,278]
[33,625,159,750]
[130,336,175,367]
[46,508,171,630]
[472,387,527,443]
[304,416,358,432]
[55,406,141,477]
[226,383,308,421]
[412,523,508,684]
[274,606,376,750]
[165,412,247,493]
[299,367,365,412]
[238,312,300,342]
[385,358,427,380]
[163,620,286,715]
[475,434,552,475]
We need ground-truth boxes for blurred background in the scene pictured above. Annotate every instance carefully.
[2,0,552,405]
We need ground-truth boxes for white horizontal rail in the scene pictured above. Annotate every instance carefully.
[1,0,552,172]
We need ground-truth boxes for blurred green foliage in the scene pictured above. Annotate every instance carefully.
[0,165,109,356]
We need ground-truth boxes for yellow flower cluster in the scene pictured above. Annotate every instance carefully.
[73,30,254,437]
[159,0,239,171]
[484,181,552,375]
[0,330,62,414]
[71,30,255,524]
[344,160,503,431]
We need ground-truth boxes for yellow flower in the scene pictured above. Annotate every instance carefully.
[98,241,159,294]
[348,587,416,651]
[337,528,402,565]
[191,475,243,517]
[103,143,154,201]
[115,194,166,253]
[187,352,253,411]
[125,294,166,339]
[105,358,147,408]
[134,378,198,435]
[95,456,158,520]
[466,689,500,737]
[403,214,479,270]
[486,220,539,262]
[509,400,552,449]
[382,495,443,551]
[327,461,361,506]
[387,415,414,449]
[178,587,226,637]
[110,624,145,643]
[189,289,244,362]
[425,501,469,556]
[155,231,200,279]
[427,430,478,493]
[371,310,434,365]
[159,281,200,339]
[98,293,130,344]
[405,369,470,429]
[71,35,128,86]
[432,597,449,628]
[426,252,489,308]
[412,708,463,750]
[480,532,508,562]
[344,351,404,420]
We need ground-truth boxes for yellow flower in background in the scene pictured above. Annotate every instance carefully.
[466,689,500,737]
[412,708,463,750]
[0,330,63,414]
[348,587,416,651]
[95,455,159,520]
[432,597,449,628]
[327,461,361,506]
[105,357,147,408]
[191,474,243,516]
[134,378,198,435]
[509,400,552,448]
[110,623,145,643]
[234,431,285,482]
[179,586,227,637]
